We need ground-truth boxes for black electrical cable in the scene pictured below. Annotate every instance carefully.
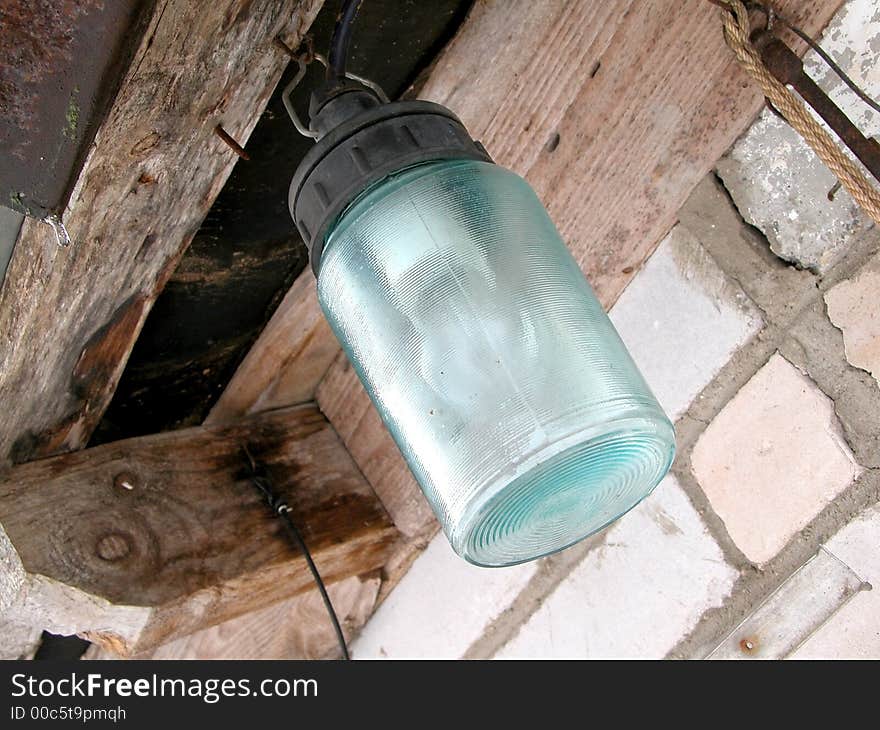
[243,447,350,660]
[327,0,364,82]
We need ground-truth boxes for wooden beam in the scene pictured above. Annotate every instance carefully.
[420,0,845,305]
[86,572,382,660]
[0,0,324,466]
[0,404,397,655]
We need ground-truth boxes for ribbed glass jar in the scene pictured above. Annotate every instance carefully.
[317,159,674,567]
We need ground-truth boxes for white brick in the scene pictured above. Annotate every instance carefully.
[825,255,880,389]
[496,476,737,659]
[610,225,762,420]
[717,0,880,272]
[793,503,880,658]
[351,533,536,658]
[692,353,862,564]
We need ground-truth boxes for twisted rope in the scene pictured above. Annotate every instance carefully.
[711,0,880,224]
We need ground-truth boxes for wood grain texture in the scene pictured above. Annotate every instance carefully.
[0,404,396,655]
[420,0,843,307]
[0,0,324,466]
[206,272,339,425]
[85,573,381,660]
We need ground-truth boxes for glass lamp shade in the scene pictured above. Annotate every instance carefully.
[317,158,675,567]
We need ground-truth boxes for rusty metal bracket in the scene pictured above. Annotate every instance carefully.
[753,30,880,184]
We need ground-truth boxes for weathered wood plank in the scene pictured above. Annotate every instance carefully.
[0,0,324,466]
[0,404,396,655]
[85,572,381,660]
[422,0,843,306]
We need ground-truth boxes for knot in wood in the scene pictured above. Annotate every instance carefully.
[96,532,132,562]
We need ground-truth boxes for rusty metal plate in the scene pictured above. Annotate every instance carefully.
[707,549,865,659]
[0,0,148,219]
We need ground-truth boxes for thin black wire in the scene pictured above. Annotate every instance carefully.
[327,0,363,81]
[775,16,880,116]
[242,446,350,660]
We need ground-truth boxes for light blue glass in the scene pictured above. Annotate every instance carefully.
[317,158,674,567]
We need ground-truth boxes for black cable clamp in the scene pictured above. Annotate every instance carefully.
[241,446,350,659]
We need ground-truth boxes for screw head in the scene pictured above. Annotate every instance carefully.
[113,472,137,491]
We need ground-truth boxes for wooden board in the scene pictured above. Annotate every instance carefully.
[0,0,324,467]
[0,404,396,655]
[85,572,381,660]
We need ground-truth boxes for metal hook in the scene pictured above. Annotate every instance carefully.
[281,53,389,140]
[42,213,71,248]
